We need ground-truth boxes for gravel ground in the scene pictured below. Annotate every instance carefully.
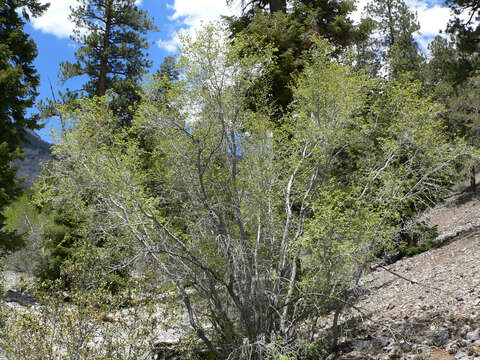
[326,192,480,360]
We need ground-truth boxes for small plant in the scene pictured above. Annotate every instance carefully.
[301,342,328,360]
[397,222,439,258]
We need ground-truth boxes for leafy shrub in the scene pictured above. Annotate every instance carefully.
[0,279,163,359]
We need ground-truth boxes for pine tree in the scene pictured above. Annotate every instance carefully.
[150,56,178,105]
[59,0,156,124]
[424,35,479,192]
[157,56,178,83]
[366,0,424,79]
[446,0,480,84]
[225,0,371,117]
[0,0,48,251]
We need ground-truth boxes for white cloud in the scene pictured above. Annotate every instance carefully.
[158,33,181,53]
[31,0,77,38]
[409,2,453,50]
[158,0,240,52]
[413,4,451,37]
[31,0,142,39]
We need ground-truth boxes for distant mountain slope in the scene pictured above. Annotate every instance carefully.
[14,129,52,188]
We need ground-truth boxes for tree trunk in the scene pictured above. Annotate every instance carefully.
[386,2,395,46]
[331,305,342,352]
[269,0,286,13]
[471,165,476,193]
[98,1,113,96]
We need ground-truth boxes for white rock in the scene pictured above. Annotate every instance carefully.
[466,329,480,342]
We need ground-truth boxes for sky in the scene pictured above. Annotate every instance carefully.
[23,0,458,142]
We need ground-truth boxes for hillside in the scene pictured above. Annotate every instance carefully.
[325,193,480,360]
[14,129,52,188]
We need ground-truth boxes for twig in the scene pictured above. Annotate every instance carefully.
[376,264,453,295]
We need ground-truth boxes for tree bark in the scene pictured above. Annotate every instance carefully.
[331,305,342,352]
[269,0,286,13]
[386,1,395,46]
[98,0,113,97]
[471,165,476,193]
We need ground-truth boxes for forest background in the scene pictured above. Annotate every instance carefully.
[13,0,470,143]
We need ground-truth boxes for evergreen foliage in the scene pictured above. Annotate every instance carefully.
[446,0,480,83]
[225,0,373,117]
[59,0,156,124]
[424,30,480,192]
[366,0,424,78]
[425,36,480,146]
[0,0,48,252]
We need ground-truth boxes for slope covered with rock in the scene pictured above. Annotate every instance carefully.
[327,194,480,360]
[14,129,52,188]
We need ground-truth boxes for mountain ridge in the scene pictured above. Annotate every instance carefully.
[14,129,53,188]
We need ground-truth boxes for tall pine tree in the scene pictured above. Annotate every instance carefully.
[446,0,480,84]
[0,0,48,251]
[59,0,156,124]
[366,0,424,79]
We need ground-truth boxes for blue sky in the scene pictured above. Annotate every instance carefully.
[24,0,455,142]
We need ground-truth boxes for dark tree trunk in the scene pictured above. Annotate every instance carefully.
[98,1,113,96]
[269,0,286,13]
[386,2,395,46]
[407,234,417,248]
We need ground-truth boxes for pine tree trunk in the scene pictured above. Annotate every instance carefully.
[386,2,395,46]
[269,0,286,13]
[98,1,113,97]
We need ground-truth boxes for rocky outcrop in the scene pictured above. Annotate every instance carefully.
[14,129,52,188]
[4,290,36,306]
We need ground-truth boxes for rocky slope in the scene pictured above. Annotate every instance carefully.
[14,129,52,188]
[327,193,480,360]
